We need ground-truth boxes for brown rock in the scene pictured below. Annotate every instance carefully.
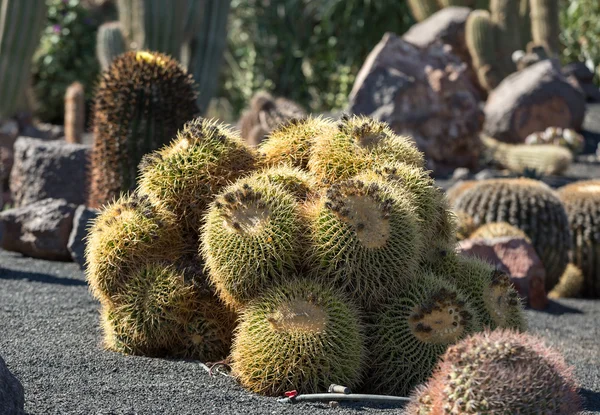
[348,33,484,172]
[9,137,90,208]
[0,198,77,261]
[458,236,548,309]
[484,60,586,143]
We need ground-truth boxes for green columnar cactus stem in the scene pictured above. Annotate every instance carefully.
[407,0,440,22]
[0,0,47,118]
[64,82,85,144]
[88,51,198,208]
[530,0,560,56]
[96,21,126,71]
[117,0,186,59]
[519,0,532,49]
[186,0,232,114]
[438,0,473,6]
[490,0,521,73]
[465,10,503,91]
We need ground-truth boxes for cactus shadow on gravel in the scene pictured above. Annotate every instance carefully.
[580,388,600,412]
[531,299,583,315]
[0,267,86,286]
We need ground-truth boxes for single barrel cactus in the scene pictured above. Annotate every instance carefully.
[453,178,571,290]
[469,221,531,242]
[558,180,600,298]
[406,330,581,414]
[89,51,199,208]
[231,280,365,396]
[137,117,256,235]
[201,179,307,309]
[549,263,584,299]
[366,272,481,396]
[0,0,47,118]
[243,166,317,202]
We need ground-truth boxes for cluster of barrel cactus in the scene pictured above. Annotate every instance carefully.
[86,111,531,399]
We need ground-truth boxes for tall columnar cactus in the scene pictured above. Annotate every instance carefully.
[490,0,521,73]
[89,51,199,208]
[465,11,503,92]
[117,0,186,60]
[0,0,47,118]
[407,0,440,22]
[96,21,126,71]
[530,0,560,56]
[64,82,85,144]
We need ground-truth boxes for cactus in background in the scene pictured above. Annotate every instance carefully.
[558,180,600,298]
[117,0,186,59]
[465,10,504,92]
[549,263,584,299]
[470,221,532,242]
[453,178,571,290]
[519,0,532,49]
[490,0,520,74]
[64,82,85,144]
[0,0,47,118]
[88,51,198,208]
[407,0,440,22]
[482,135,573,175]
[231,279,365,396]
[530,0,560,56]
[406,330,581,414]
[96,21,126,71]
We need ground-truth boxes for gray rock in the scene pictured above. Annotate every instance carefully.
[0,198,77,261]
[348,33,484,171]
[68,205,100,270]
[0,354,25,415]
[484,60,587,143]
[9,137,90,208]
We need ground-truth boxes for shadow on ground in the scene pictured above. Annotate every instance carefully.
[581,387,600,411]
[0,267,86,286]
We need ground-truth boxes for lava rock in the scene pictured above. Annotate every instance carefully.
[0,198,77,261]
[349,33,484,172]
[484,60,586,143]
[0,354,25,415]
[9,137,90,208]
[68,205,99,270]
[458,236,548,310]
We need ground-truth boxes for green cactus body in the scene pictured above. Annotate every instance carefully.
[519,0,532,49]
[406,330,582,414]
[0,0,47,118]
[117,0,186,59]
[549,263,584,299]
[366,272,482,396]
[490,0,521,73]
[530,0,560,56]
[558,181,600,298]
[201,179,307,310]
[96,21,126,71]
[306,177,423,309]
[89,51,198,208]
[64,82,85,144]
[482,135,573,175]
[474,0,491,8]
[231,279,365,396]
[438,0,474,6]
[453,178,571,290]
[465,10,503,91]
[186,0,232,114]
[407,0,440,22]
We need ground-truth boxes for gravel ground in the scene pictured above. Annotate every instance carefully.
[1,249,599,414]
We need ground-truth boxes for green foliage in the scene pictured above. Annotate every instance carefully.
[32,0,100,123]
[223,0,415,116]
[560,0,600,85]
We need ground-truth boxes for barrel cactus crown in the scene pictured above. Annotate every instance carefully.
[366,272,481,396]
[201,178,307,309]
[469,221,531,242]
[558,180,600,297]
[231,280,365,396]
[453,178,571,291]
[306,177,422,308]
[406,330,581,414]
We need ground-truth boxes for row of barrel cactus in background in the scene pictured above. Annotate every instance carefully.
[96,0,231,114]
[0,0,47,119]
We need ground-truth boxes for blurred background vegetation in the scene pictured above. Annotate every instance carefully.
[29,0,600,124]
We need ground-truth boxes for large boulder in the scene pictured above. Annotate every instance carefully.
[68,205,100,270]
[0,198,77,261]
[0,354,25,415]
[483,60,586,143]
[348,33,484,172]
[458,236,548,310]
[9,137,90,208]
